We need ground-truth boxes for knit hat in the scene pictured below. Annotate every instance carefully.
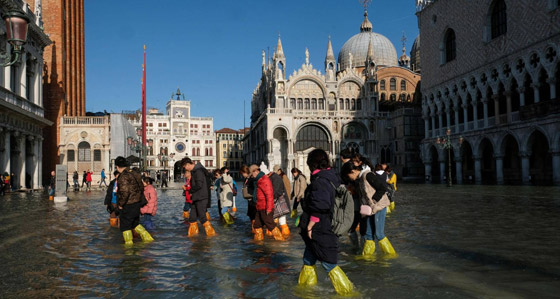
[115,156,129,167]
[272,165,281,173]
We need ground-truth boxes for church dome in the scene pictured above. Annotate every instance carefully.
[410,35,421,73]
[338,11,398,70]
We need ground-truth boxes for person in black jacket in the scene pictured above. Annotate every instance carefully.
[181,158,216,237]
[104,170,120,227]
[297,149,354,296]
[267,169,290,237]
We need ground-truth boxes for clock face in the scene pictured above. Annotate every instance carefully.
[175,142,186,153]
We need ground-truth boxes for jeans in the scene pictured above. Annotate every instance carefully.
[183,202,191,211]
[363,207,387,241]
[221,206,231,215]
[303,246,336,272]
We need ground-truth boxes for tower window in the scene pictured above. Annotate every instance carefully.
[390,78,396,91]
[401,80,407,91]
[444,29,456,63]
[380,80,386,90]
[491,0,507,39]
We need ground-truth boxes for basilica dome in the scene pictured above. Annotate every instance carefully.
[338,11,398,70]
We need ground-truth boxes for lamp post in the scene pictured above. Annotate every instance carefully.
[436,128,463,187]
[0,7,29,67]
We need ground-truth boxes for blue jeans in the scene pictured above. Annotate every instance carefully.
[183,202,191,211]
[303,246,336,272]
[363,207,387,241]
[221,207,230,215]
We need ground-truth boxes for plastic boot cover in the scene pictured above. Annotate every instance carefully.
[206,211,211,220]
[362,240,375,256]
[254,228,264,241]
[188,222,199,237]
[122,230,133,246]
[328,266,354,296]
[223,212,234,225]
[182,211,189,219]
[386,205,392,214]
[280,224,290,238]
[271,227,285,241]
[379,237,397,255]
[109,218,119,227]
[266,229,273,237]
[291,210,298,218]
[251,220,255,234]
[298,265,317,286]
[390,201,395,211]
[203,221,216,237]
[294,215,301,227]
[134,224,154,242]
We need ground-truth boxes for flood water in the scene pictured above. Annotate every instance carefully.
[1,182,560,298]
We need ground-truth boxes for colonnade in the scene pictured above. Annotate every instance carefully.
[0,128,43,190]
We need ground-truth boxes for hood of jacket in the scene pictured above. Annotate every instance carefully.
[312,168,340,187]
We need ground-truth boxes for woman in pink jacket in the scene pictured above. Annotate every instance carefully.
[141,177,158,230]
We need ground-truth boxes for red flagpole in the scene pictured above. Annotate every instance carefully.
[142,45,147,147]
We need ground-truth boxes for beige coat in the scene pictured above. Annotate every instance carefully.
[359,170,390,215]
[292,174,307,201]
[282,174,292,201]
[219,173,234,207]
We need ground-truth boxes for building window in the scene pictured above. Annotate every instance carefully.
[297,99,303,109]
[390,78,396,91]
[339,99,344,110]
[380,80,386,90]
[223,151,227,158]
[319,99,325,110]
[290,98,296,109]
[305,99,310,110]
[94,150,101,161]
[78,142,91,162]
[67,150,75,162]
[351,99,356,110]
[491,0,507,39]
[401,80,406,91]
[10,65,17,93]
[311,99,317,110]
[444,29,456,63]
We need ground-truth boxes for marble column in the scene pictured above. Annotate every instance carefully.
[424,162,432,182]
[505,91,512,123]
[482,98,489,128]
[431,115,436,138]
[473,102,479,129]
[474,157,482,184]
[446,109,451,129]
[454,106,460,133]
[2,130,9,175]
[18,134,26,189]
[455,158,463,184]
[438,112,443,134]
[495,155,504,185]
[532,83,540,103]
[38,137,43,188]
[424,117,429,139]
[439,159,446,183]
[520,152,530,185]
[552,152,560,186]
[518,87,526,106]
[462,104,468,132]
[33,137,40,189]
[493,95,500,125]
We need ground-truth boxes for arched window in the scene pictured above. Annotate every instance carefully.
[357,99,362,110]
[390,78,396,90]
[380,80,386,90]
[345,99,350,110]
[296,125,330,152]
[297,99,303,110]
[78,142,90,162]
[304,99,310,110]
[381,93,386,101]
[318,99,325,110]
[339,99,344,110]
[67,150,75,162]
[401,80,407,91]
[390,94,396,101]
[491,0,507,39]
[444,29,456,63]
[351,99,356,110]
[311,99,317,109]
[290,98,296,109]
[93,149,101,161]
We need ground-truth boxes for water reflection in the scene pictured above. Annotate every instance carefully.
[0,183,559,297]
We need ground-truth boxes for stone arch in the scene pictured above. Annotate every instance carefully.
[295,122,332,153]
[537,67,551,101]
[460,138,475,183]
[287,77,327,100]
[478,137,496,184]
[272,126,289,171]
[500,133,521,184]
[428,144,441,183]
[526,129,553,185]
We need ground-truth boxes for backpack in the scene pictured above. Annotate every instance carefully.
[327,181,355,237]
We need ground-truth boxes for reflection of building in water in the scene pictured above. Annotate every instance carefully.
[417,0,560,185]
[243,8,423,178]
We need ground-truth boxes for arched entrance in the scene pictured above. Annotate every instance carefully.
[295,124,331,177]
[501,134,521,184]
[272,127,289,171]
[429,145,440,183]
[479,138,496,184]
[174,160,184,182]
[527,130,552,185]
[461,140,475,183]
[444,147,456,184]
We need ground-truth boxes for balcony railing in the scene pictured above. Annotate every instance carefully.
[62,116,109,125]
[0,87,44,118]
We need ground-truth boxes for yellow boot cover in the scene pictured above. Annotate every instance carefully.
[205,211,211,220]
[122,230,133,246]
[188,222,199,237]
[280,224,290,238]
[182,211,189,219]
[134,224,154,242]
[386,205,392,214]
[362,240,375,256]
[266,229,273,237]
[328,266,354,296]
[390,201,395,211]
[109,217,119,227]
[379,237,397,255]
[254,228,264,241]
[298,265,317,286]
[290,210,298,218]
[271,227,285,241]
[223,212,234,225]
[203,221,216,237]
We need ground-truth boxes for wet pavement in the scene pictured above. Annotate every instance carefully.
[1,182,560,298]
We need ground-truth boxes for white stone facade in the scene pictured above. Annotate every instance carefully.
[0,1,51,189]
[417,0,560,185]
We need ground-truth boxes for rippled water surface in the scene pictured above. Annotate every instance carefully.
[1,182,560,298]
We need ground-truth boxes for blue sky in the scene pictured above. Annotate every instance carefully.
[85,0,419,130]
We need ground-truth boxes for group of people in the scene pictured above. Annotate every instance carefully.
[0,172,16,195]
[99,150,398,296]
[71,169,105,191]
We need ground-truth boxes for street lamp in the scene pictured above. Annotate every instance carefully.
[436,128,463,187]
[0,8,29,67]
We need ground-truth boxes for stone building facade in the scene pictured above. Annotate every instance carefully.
[129,89,216,180]
[417,0,560,185]
[216,128,247,180]
[0,0,52,190]
[244,10,423,178]
[58,115,111,183]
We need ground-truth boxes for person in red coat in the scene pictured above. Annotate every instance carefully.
[86,170,93,191]
[140,177,158,230]
[249,164,284,241]
[182,171,193,219]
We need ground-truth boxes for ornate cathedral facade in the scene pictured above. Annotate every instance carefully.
[244,10,423,178]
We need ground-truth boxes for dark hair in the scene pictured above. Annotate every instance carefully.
[340,161,362,182]
[115,156,129,167]
[142,177,154,184]
[340,148,354,160]
[374,164,384,171]
[181,157,193,167]
[385,165,393,173]
[213,169,222,176]
[113,170,119,176]
[278,169,285,176]
[240,165,250,174]
[307,149,330,172]
[352,153,374,170]
[220,167,228,173]
[291,167,301,175]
